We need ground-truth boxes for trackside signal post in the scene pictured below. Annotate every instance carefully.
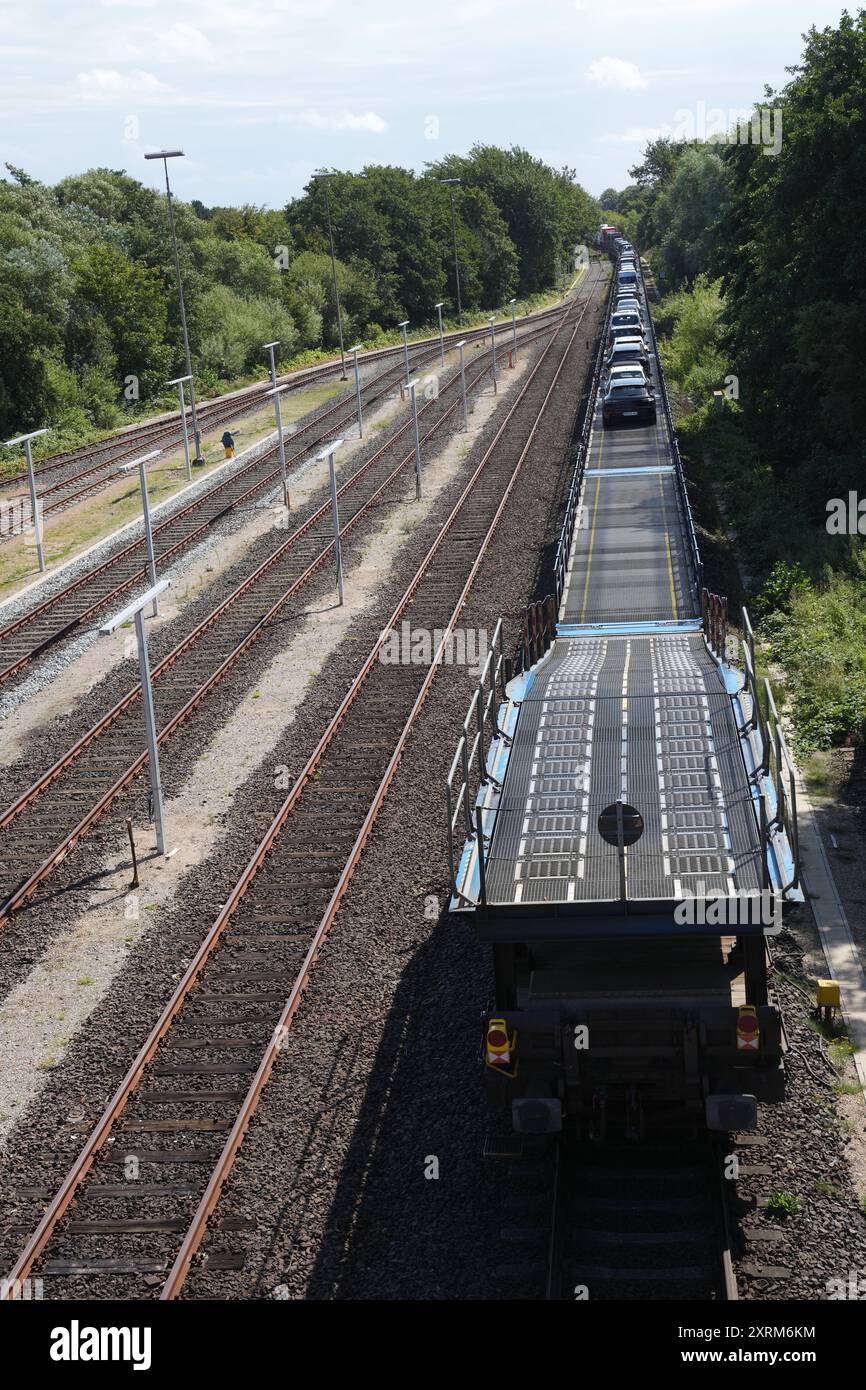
[2,428,49,571]
[99,579,172,857]
[120,450,162,616]
[167,375,193,480]
[316,439,345,604]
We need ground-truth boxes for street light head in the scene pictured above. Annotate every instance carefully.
[265,384,289,396]
[99,580,172,635]
[144,150,184,160]
[509,298,517,305]
[120,449,161,475]
[167,374,192,387]
[2,428,50,448]
[434,302,444,310]
[315,439,344,461]
[348,344,364,354]
[454,340,466,349]
[262,340,280,350]
[398,320,409,329]
[439,177,460,185]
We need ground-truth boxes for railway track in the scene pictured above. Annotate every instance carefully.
[0,312,558,689]
[2,276,603,1301]
[0,308,572,924]
[0,308,565,525]
[544,1135,737,1301]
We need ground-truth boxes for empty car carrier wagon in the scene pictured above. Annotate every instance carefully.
[445,257,801,1143]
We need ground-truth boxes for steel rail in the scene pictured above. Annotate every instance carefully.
[0,306,565,499]
[0,322,546,921]
[2,283,600,1300]
[0,312,561,683]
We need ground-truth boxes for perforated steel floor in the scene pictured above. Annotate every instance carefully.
[484,637,762,907]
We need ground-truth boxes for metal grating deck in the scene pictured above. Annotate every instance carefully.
[484,634,763,907]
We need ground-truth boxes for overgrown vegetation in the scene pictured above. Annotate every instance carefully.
[0,145,598,455]
[607,11,866,755]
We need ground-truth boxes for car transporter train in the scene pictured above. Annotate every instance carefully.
[446,238,802,1143]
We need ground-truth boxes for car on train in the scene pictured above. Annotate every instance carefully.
[607,361,651,388]
[605,336,650,373]
[602,374,657,425]
[608,312,643,344]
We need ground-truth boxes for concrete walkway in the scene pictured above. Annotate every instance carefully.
[796,769,866,1091]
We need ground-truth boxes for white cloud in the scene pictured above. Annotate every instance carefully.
[586,56,648,91]
[156,23,215,62]
[600,124,669,142]
[75,68,168,95]
[294,108,388,132]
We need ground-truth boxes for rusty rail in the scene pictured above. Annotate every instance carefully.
[2,283,601,1301]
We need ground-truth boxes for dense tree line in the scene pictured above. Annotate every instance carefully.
[0,145,598,447]
[615,10,866,751]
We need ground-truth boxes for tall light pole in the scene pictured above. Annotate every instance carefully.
[434,302,445,366]
[99,579,172,858]
[489,316,497,382]
[509,298,518,362]
[398,320,411,386]
[2,428,49,571]
[312,171,347,380]
[167,375,192,480]
[349,344,364,437]
[144,150,203,465]
[439,178,463,326]
[120,450,162,616]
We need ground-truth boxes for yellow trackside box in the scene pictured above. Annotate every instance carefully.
[817,979,840,1008]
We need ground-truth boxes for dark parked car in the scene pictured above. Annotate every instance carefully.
[602,378,657,425]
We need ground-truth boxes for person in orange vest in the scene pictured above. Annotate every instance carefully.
[222,430,236,458]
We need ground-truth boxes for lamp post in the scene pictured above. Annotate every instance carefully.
[489,316,497,381]
[316,439,345,604]
[439,178,463,326]
[398,320,411,386]
[2,428,49,571]
[120,449,162,615]
[167,375,192,480]
[509,298,518,362]
[434,302,445,366]
[265,385,290,515]
[99,579,172,857]
[407,379,422,499]
[312,171,347,379]
[144,150,203,464]
[455,340,468,431]
[349,344,364,437]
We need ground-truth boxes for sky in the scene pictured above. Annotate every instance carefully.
[0,0,855,206]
